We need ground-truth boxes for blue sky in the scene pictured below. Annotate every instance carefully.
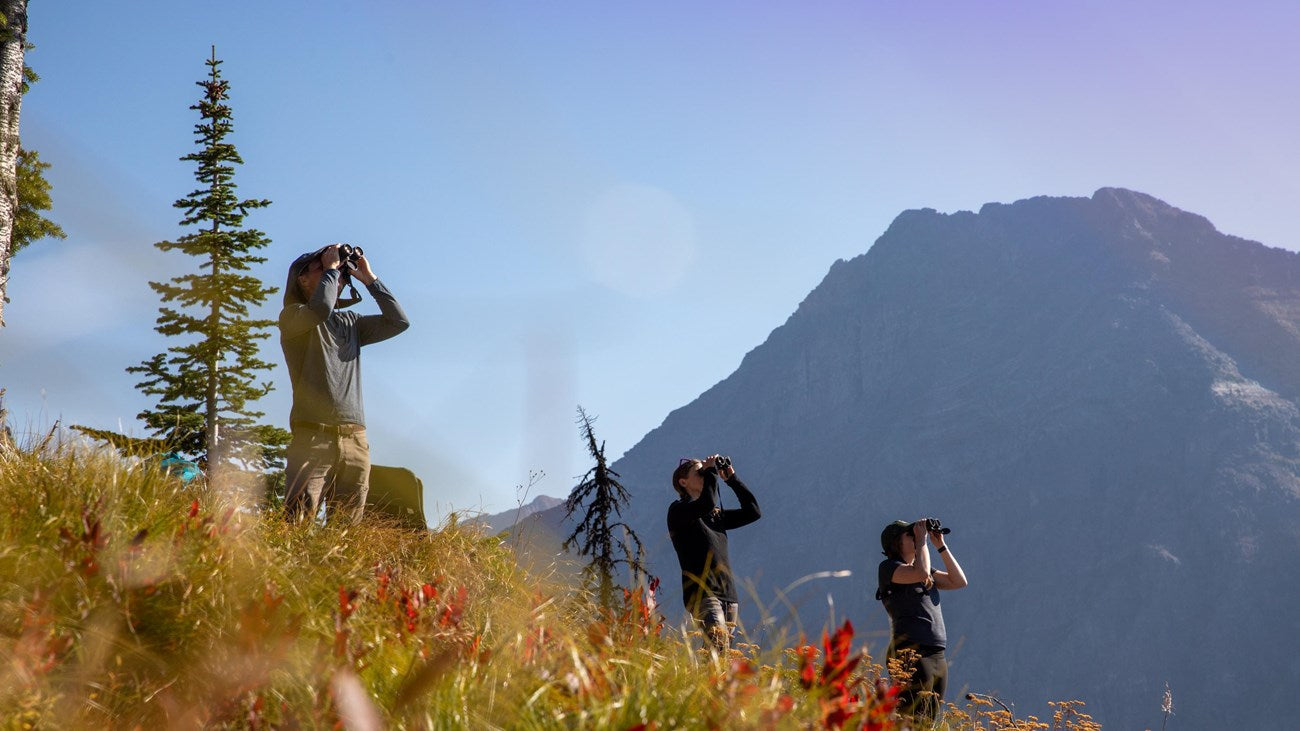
[3,1,1297,517]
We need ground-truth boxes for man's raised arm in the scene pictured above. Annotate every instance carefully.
[280,268,340,338]
[352,255,410,345]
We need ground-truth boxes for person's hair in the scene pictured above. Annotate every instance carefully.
[885,533,903,560]
[881,521,910,560]
[671,461,695,499]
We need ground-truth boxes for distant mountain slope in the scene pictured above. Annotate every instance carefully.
[473,495,566,535]
[599,189,1300,729]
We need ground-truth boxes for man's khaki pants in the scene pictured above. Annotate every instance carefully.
[283,427,370,524]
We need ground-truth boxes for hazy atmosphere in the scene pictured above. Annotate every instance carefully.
[4,0,1297,518]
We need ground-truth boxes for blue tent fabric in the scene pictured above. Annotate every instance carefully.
[159,454,203,483]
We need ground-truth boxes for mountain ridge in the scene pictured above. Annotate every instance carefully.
[505,189,1299,727]
[563,188,1300,729]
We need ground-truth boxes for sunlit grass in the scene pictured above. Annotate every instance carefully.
[0,443,1100,729]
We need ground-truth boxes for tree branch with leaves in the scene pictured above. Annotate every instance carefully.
[0,0,27,328]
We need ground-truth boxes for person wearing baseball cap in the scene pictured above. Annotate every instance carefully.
[279,243,409,524]
[876,517,968,723]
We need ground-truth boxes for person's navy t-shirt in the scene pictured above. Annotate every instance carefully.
[878,558,947,648]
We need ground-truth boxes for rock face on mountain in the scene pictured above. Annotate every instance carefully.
[595,189,1300,729]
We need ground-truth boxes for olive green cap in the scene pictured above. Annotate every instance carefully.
[880,520,911,556]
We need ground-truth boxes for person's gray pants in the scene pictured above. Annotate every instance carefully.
[693,597,738,653]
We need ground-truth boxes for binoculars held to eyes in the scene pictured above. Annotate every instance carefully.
[702,455,732,475]
[337,244,364,271]
[912,517,951,535]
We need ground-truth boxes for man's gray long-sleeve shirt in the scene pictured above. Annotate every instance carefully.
[279,268,409,427]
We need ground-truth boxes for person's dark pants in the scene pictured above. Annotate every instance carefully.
[888,642,947,723]
[691,597,738,654]
[283,425,370,524]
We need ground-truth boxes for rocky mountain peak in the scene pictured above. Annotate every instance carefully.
[589,189,1300,729]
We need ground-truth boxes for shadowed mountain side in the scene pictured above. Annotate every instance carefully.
[599,189,1300,730]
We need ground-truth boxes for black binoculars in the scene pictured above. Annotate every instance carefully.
[702,455,732,474]
[912,517,951,535]
[338,244,364,270]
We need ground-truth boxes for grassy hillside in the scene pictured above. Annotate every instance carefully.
[0,445,1101,729]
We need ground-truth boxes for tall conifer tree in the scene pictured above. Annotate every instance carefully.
[127,48,288,472]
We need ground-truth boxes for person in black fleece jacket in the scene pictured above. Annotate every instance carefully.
[666,455,761,653]
[279,244,409,524]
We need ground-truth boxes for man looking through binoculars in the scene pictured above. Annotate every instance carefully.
[279,243,409,524]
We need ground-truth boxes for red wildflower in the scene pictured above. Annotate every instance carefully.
[523,626,552,663]
[794,621,877,729]
[731,658,758,680]
[797,642,819,690]
[334,586,360,659]
[338,587,359,620]
[821,620,860,690]
[823,696,859,729]
[466,633,491,663]
[60,504,110,577]
[395,588,420,633]
[439,586,467,628]
[862,682,900,731]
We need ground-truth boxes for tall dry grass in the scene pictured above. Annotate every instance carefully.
[0,444,1100,729]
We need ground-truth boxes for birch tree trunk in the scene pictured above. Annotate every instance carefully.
[0,0,27,328]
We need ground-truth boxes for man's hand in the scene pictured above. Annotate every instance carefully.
[321,244,342,270]
[352,254,377,286]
